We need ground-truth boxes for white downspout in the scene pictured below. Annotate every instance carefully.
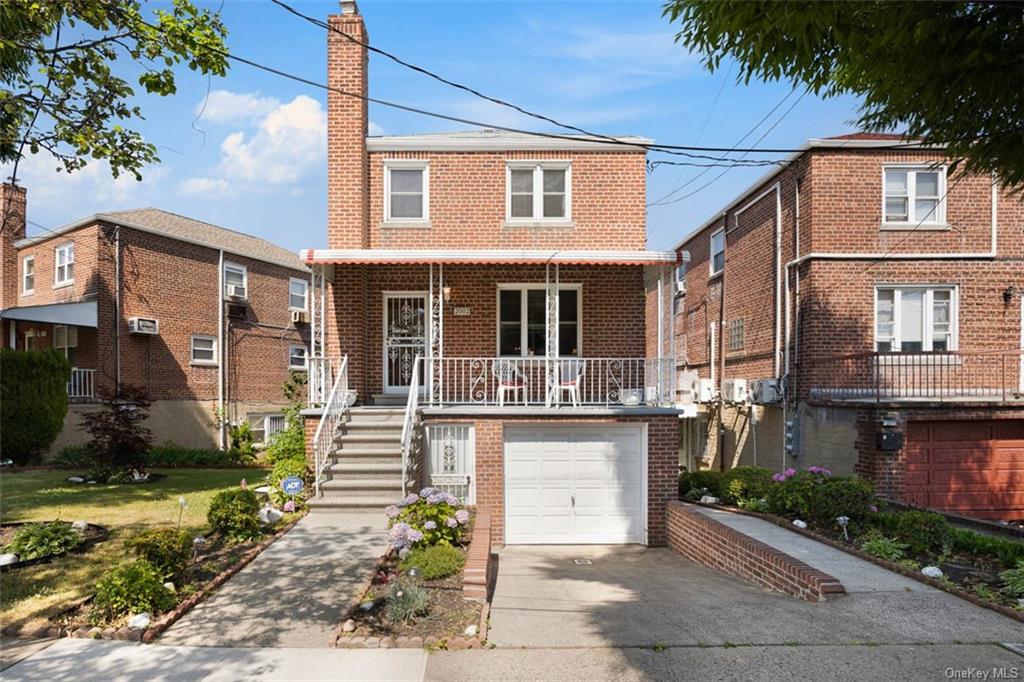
[217,249,225,450]
[115,226,122,388]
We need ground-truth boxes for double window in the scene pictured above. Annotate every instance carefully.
[190,335,217,365]
[883,166,945,226]
[224,262,247,299]
[875,286,957,352]
[709,228,725,276]
[289,277,308,311]
[55,243,74,286]
[384,160,429,224]
[497,285,580,357]
[288,345,309,370]
[506,162,570,223]
[22,255,34,294]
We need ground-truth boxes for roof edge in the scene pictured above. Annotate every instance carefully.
[367,134,654,153]
[300,248,680,266]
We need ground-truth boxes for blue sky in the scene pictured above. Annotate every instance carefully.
[9,1,864,252]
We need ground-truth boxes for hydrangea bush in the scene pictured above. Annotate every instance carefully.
[386,487,470,553]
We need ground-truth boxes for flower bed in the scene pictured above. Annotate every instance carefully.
[679,466,1024,620]
[0,522,109,573]
[335,488,490,649]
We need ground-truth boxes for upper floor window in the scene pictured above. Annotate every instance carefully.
[384,160,429,224]
[22,255,34,294]
[875,286,957,352]
[55,243,74,286]
[224,262,247,299]
[498,285,579,357]
[883,166,946,226]
[289,277,308,311]
[709,228,725,275]
[506,162,571,224]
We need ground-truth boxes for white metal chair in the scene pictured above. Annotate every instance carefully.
[492,359,527,407]
[549,358,586,408]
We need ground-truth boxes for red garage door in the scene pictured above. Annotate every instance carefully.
[904,420,1024,520]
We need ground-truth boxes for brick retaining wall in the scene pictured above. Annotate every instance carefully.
[665,501,845,602]
[463,510,493,602]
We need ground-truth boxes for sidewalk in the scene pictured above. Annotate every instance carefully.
[156,512,387,648]
[2,638,426,681]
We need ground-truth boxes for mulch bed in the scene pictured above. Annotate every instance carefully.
[0,522,110,573]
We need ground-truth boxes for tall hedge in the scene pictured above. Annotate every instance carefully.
[0,349,72,464]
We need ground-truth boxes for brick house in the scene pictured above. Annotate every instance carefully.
[0,184,312,451]
[672,133,1024,520]
[301,1,683,547]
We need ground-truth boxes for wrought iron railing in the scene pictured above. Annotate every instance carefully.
[67,368,96,400]
[809,350,1024,402]
[400,356,423,496]
[307,355,343,407]
[426,357,676,407]
[312,355,349,497]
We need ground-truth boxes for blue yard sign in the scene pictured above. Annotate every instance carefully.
[281,476,304,496]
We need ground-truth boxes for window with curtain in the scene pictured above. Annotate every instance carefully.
[498,286,579,357]
[875,287,956,352]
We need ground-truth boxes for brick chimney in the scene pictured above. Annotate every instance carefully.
[0,183,27,310]
[327,0,369,248]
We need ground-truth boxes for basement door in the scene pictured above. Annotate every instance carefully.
[504,425,646,544]
[383,293,427,394]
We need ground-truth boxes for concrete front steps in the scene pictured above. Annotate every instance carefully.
[307,407,411,513]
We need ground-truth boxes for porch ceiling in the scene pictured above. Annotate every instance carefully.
[0,300,98,328]
[299,248,681,266]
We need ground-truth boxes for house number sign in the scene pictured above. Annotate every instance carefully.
[453,306,471,316]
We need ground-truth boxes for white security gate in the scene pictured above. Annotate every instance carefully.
[383,293,427,394]
[504,425,646,544]
[425,424,475,504]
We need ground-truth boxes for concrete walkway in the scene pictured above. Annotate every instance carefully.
[2,638,426,681]
[157,512,387,648]
[691,505,927,593]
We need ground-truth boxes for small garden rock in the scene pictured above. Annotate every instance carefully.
[699,495,719,505]
[0,553,18,566]
[792,519,808,529]
[66,476,85,484]
[464,624,478,637]
[921,566,944,578]
[342,619,356,633]
[127,612,151,629]
[71,520,89,533]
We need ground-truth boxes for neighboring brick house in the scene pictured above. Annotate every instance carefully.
[0,184,312,451]
[301,2,683,547]
[672,133,1024,520]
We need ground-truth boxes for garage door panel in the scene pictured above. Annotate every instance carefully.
[930,422,995,441]
[993,422,1024,440]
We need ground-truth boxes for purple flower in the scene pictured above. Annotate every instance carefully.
[408,528,424,543]
[784,468,797,478]
[427,493,444,504]
[455,510,469,524]
[424,520,437,530]
[419,487,437,498]
[445,517,458,528]
[385,505,400,519]
[283,500,296,513]
[868,504,878,513]
[443,492,459,506]
[398,493,419,508]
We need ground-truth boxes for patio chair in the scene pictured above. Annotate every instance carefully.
[548,358,586,408]
[492,359,527,407]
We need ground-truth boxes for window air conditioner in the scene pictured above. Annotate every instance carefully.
[127,317,159,335]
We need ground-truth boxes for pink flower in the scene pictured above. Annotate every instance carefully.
[283,500,296,513]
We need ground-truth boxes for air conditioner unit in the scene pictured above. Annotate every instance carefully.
[127,317,159,335]
[676,370,698,404]
[694,378,715,403]
[751,378,783,404]
[226,284,247,300]
[675,279,686,295]
[721,378,749,403]
[290,310,309,325]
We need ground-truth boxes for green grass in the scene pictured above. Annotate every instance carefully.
[0,468,266,631]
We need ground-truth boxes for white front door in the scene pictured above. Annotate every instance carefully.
[504,424,646,544]
[383,293,428,394]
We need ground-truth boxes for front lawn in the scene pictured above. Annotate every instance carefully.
[0,468,266,632]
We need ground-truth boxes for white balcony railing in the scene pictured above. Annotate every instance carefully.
[67,368,95,400]
[426,357,676,408]
[312,355,349,497]
[308,356,343,407]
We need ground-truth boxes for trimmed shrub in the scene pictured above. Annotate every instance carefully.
[720,466,774,505]
[948,527,1024,569]
[385,576,429,624]
[805,476,875,530]
[871,510,951,558]
[268,456,308,507]
[0,349,71,464]
[766,470,826,519]
[679,469,724,499]
[4,521,81,560]
[92,560,176,622]
[144,442,239,468]
[81,385,153,475]
[125,528,192,580]
[386,488,470,552]
[207,488,262,543]
[399,544,466,580]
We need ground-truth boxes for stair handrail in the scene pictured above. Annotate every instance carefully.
[400,356,422,497]
[313,354,349,497]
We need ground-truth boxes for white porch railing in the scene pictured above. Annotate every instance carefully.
[67,368,96,400]
[400,356,423,496]
[312,355,349,497]
[308,355,343,407]
[427,357,676,408]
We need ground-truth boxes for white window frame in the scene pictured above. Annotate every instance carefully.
[709,228,725,276]
[383,159,430,226]
[495,283,582,358]
[288,277,308,312]
[54,242,74,287]
[873,285,959,353]
[53,324,78,359]
[22,255,34,295]
[505,161,572,225]
[223,262,247,299]
[190,334,218,366]
[881,164,947,228]
[288,344,309,370]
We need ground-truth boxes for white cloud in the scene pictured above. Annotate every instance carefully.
[368,120,385,136]
[196,90,280,123]
[177,176,232,197]
[4,152,164,208]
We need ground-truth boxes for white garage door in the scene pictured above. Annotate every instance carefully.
[504,425,646,544]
